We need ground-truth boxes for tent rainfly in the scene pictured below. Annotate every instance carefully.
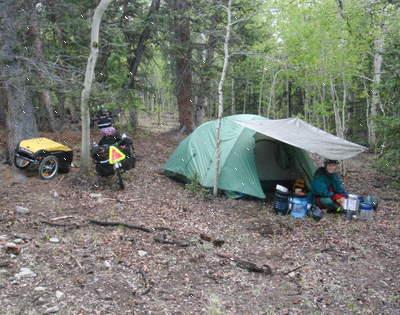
[233,117,367,160]
[163,115,367,199]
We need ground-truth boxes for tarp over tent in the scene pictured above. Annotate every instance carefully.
[163,115,317,199]
[234,117,367,160]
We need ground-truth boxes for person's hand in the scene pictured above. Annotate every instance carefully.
[337,197,345,206]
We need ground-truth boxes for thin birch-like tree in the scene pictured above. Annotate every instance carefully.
[80,0,113,174]
[213,0,232,196]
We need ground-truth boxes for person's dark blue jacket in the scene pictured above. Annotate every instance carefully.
[311,167,347,198]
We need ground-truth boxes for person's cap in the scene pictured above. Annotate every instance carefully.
[324,159,339,166]
[97,117,112,129]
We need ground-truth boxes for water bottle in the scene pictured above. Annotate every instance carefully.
[359,202,373,221]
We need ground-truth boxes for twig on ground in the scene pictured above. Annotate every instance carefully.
[50,215,77,221]
[153,233,191,247]
[153,226,173,232]
[70,255,83,270]
[55,175,65,187]
[88,219,152,233]
[280,264,307,276]
[40,220,82,229]
[216,252,272,274]
[138,269,151,295]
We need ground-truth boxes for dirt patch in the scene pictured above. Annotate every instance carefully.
[0,128,399,314]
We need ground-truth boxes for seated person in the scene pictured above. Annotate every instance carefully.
[311,159,347,212]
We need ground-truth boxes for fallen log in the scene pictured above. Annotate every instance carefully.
[216,252,272,274]
[88,219,152,233]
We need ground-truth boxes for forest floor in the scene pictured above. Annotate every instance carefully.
[0,121,399,315]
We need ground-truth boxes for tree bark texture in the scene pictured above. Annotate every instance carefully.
[213,0,232,196]
[0,1,38,162]
[121,0,161,129]
[80,0,113,174]
[168,0,194,133]
[29,5,57,132]
[195,5,219,126]
[369,36,384,147]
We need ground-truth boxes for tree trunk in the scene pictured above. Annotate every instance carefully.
[258,63,267,116]
[1,2,38,163]
[213,0,232,196]
[56,91,66,127]
[125,0,160,90]
[4,78,39,161]
[168,0,194,133]
[369,36,384,147]
[0,83,6,126]
[329,77,344,138]
[243,79,248,114]
[121,0,161,129]
[29,6,57,132]
[195,7,218,126]
[287,79,292,117]
[231,78,235,114]
[80,0,113,174]
[267,69,283,118]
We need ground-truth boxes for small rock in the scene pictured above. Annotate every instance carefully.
[15,267,36,279]
[15,206,30,215]
[89,193,102,199]
[138,250,147,257]
[0,260,10,268]
[13,238,23,244]
[53,191,59,198]
[55,290,64,299]
[34,286,47,291]
[104,260,111,268]
[44,305,60,314]
[5,243,20,255]
[49,237,60,244]
[0,235,8,241]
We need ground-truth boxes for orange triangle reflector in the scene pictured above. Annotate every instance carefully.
[109,146,126,164]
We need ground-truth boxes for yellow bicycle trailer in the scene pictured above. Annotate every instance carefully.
[14,137,73,180]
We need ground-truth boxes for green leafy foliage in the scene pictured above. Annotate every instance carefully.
[376,116,400,183]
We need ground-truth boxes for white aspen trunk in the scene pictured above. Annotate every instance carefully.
[250,83,254,113]
[80,0,113,174]
[363,79,372,141]
[213,0,232,196]
[319,84,327,130]
[231,78,235,114]
[341,73,347,137]
[329,77,344,138]
[341,74,347,175]
[267,69,282,118]
[370,36,384,147]
[243,79,248,114]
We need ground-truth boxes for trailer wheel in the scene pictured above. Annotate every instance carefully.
[39,155,59,180]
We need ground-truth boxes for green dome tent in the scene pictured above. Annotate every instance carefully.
[163,114,317,199]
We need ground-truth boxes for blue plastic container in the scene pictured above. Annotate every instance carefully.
[360,202,374,221]
[290,196,308,219]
